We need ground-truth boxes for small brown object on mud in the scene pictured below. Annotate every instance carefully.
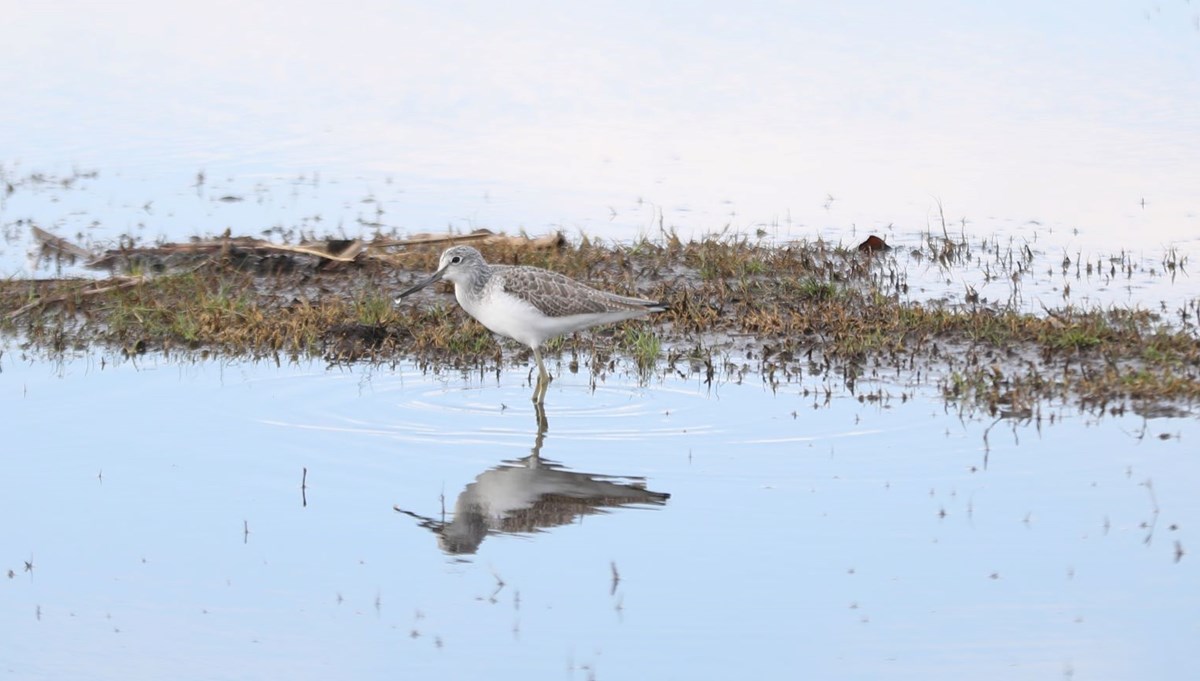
[857,235,891,252]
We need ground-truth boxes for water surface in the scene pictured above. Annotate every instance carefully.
[2,351,1196,679]
[3,0,1199,277]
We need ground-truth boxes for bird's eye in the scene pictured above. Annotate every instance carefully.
[450,256,462,264]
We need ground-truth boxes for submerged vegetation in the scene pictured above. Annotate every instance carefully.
[2,228,1198,419]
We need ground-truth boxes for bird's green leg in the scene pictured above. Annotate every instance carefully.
[531,347,551,403]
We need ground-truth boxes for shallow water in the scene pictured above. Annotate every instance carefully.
[3,1,1199,278]
[2,350,1196,679]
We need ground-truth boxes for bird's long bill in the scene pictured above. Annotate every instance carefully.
[394,267,447,304]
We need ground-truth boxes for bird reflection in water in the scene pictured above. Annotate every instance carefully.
[395,409,670,555]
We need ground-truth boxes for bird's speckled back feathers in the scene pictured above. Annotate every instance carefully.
[492,265,664,318]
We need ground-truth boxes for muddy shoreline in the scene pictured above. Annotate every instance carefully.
[3,230,1198,418]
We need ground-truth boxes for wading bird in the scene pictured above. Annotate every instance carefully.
[395,245,665,403]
